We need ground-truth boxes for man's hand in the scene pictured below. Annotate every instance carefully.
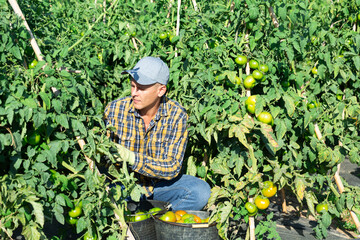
[113,143,135,165]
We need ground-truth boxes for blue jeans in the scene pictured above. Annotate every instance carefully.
[149,174,211,211]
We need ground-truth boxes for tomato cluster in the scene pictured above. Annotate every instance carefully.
[245,181,277,217]
[66,202,83,226]
[158,210,209,224]
[158,30,177,43]
[234,56,269,89]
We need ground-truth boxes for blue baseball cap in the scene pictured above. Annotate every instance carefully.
[122,56,169,85]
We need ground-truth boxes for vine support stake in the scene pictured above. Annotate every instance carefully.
[174,0,181,57]
[248,197,256,240]
[280,188,287,213]
[8,0,43,61]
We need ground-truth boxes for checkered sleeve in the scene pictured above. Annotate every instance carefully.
[131,111,188,180]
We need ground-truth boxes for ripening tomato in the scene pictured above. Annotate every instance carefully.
[254,196,270,210]
[257,112,274,125]
[311,67,318,75]
[261,181,277,198]
[159,211,176,222]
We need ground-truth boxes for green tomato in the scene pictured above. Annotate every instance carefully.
[358,13,360,21]
[246,104,255,114]
[249,59,259,69]
[83,232,97,240]
[148,207,162,215]
[235,55,247,66]
[316,203,328,214]
[281,80,290,88]
[159,32,168,40]
[245,202,258,216]
[307,101,319,109]
[259,64,269,73]
[29,59,38,69]
[68,206,82,218]
[243,75,256,89]
[27,131,41,145]
[252,70,263,80]
[257,111,274,125]
[134,211,149,222]
[245,95,257,106]
[66,216,78,225]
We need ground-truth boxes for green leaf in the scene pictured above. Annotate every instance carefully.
[211,162,230,175]
[39,92,51,109]
[22,223,42,240]
[60,46,69,58]
[185,156,197,176]
[353,56,360,71]
[305,191,317,216]
[56,114,69,129]
[283,94,295,117]
[28,201,44,227]
[23,98,38,109]
[10,46,21,60]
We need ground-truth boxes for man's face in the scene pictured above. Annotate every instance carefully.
[130,79,166,113]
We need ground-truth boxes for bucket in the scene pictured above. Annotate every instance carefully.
[126,200,169,240]
[153,210,219,240]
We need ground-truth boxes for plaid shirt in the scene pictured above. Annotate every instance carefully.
[104,96,188,196]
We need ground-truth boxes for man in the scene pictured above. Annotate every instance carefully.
[104,56,211,210]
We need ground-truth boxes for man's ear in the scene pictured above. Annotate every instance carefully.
[158,84,167,97]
